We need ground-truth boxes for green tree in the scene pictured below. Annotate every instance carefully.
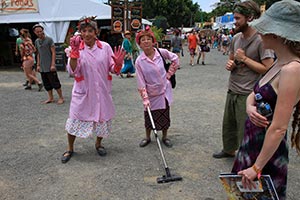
[152,16,169,32]
[142,0,201,27]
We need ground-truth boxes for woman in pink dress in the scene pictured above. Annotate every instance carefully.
[61,16,125,163]
[135,26,179,148]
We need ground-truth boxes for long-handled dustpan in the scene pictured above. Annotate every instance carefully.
[147,106,182,183]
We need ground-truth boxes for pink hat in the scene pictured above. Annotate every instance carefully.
[135,26,156,45]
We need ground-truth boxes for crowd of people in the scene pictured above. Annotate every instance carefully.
[12,0,300,199]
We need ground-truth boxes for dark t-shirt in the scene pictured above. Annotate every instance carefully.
[35,36,54,72]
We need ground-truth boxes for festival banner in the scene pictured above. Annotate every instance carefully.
[0,0,39,14]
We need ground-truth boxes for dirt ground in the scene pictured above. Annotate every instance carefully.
[0,47,299,200]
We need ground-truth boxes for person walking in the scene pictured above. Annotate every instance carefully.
[61,16,125,163]
[19,29,43,91]
[16,29,38,87]
[135,26,179,148]
[171,29,182,68]
[120,30,135,78]
[232,1,300,199]
[33,24,64,104]
[187,29,198,66]
[196,31,208,65]
[213,0,275,159]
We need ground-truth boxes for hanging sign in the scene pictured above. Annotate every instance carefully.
[111,5,124,33]
[130,6,142,32]
[0,0,39,14]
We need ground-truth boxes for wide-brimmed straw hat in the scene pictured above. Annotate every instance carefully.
[250,0,300,42]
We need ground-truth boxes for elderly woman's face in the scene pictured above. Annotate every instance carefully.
[80,26,97,46]
[139,35,153,50]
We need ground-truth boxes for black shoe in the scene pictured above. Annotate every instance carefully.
[96,146,107,156]
[31,81,36,85]
[24,85,32,90]
[202,61,205,65]
[139,138,151,147]
[23,80,29,86]
[162,138,173,148]
[61,151,73,163]
[212,150,235,159]
[38,83,43,91]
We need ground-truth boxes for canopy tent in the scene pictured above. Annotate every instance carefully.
[0,0,108,43]
[0,0,152,43]
[215,12,235,30]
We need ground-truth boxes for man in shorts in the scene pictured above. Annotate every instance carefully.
[33,24,64,104]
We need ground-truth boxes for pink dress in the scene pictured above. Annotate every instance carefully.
[135,48,179,110]
[65,40,118,138]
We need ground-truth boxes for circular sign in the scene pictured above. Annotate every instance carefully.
[113,20,123,32]
[131,19,141,29]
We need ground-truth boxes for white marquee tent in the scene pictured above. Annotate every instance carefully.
[0,0,111,43]
[0,0,151,43]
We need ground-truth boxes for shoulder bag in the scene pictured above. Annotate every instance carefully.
[156,48,176,88]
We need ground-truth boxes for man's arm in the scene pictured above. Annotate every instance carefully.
[50,45,56,71]
[241,55,274,74]
[51,45,56,67]
[235,48,274,74]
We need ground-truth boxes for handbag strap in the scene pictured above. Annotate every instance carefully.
[156,47,169,71]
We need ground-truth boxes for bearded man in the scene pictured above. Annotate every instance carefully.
[213,0,275,159]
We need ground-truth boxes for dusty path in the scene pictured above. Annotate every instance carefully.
[1,47,299,200]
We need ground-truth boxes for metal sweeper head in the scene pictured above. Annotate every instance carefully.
[157,171,183,183]
[146,107,183,184]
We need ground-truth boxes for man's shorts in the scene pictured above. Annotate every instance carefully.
[41,71,62,91]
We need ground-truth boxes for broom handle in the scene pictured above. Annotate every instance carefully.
[147,106,170,172]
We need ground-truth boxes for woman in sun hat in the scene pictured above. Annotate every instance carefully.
[135,26,179,148]
[231,1,300,199]
[120,30,135,78]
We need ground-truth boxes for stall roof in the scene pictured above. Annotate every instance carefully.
[0,0,111,24]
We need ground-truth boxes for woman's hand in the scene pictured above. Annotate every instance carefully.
[112,45,126,66]
[238,167,258,190]
[70,35,82,59]
[247,104,269,128]
[112,46,126,74]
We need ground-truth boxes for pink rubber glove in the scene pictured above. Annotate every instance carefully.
[112,45,126,74]
[70,35,82,59]
[166,62,178,79]
[143,98,150,108]
[138,87,150,108]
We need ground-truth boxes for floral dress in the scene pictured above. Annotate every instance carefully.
[232,78,289,200]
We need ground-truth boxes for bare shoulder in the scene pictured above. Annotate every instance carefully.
[281,60,300,73]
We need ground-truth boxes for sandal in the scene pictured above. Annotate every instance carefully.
[139,138,151,147]
[61,151,73,163]
[96,146,107,157]
[162,138,173,148]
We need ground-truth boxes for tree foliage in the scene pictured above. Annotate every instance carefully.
[142,0,201,28]
[106,0,295,30]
